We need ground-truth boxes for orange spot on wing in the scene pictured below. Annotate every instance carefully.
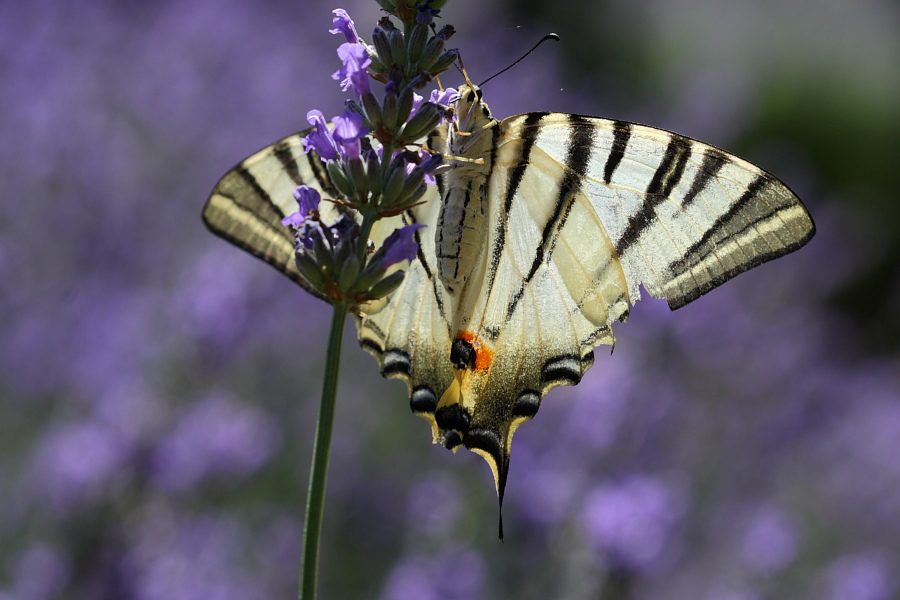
[456,330,495,371]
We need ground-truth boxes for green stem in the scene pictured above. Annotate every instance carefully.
[299,301,348,600]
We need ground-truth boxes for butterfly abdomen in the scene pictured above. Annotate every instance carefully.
[436,180,487,293]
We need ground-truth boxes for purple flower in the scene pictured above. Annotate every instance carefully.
[27,420,129,513]
[381,224,425,267]
[332,108,368,159]
[416,151,443,186]
[332,42,371,97]
[150,394,281,492]
[430,87,458,108]
[822,553,895,600]
[329,9,359,43]
[302,110,340,161]
[281,186,321,228]
[409,91,425,119]
[381,548,485,600]
[582,474,686,573]
[740,503,799,575]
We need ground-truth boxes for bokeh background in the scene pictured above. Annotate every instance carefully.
[2,0,899,598]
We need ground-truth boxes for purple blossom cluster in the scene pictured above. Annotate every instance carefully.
[2,0,899,599]
[275,6,457,307]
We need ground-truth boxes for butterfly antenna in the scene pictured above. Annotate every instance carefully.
[478,33,560,87]
[457,53,476,89]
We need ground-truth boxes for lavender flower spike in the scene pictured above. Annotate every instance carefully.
[329,9,359,43]
[381,224,426,267]
[302,110,341,161]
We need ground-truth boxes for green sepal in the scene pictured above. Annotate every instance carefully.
[327,160,356,199]
[366,271,406,300]
[366,151,383,199]
[361,92,383,128]
[312,234,335,280]
[372,27,393,66]
[396,84,416,128]
[382,89,399,131]
[337,252,360,292]
[428,49,459,75]
[400,102,441,141]
[388,29,406,69]
[294,250,325,290]
[417,36,445,72]
[347,157,368,201]
[407,23,428,65]
[381,163,407,207]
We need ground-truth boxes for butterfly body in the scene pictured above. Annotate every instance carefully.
[435,85,495,296]
[203,83,814,507]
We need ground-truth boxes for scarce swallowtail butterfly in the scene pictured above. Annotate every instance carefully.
[203,82,815,522]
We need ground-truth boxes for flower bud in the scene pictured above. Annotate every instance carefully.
[417,36,445,72]
[382,83,399,131]
[393,178,427,210]
[407,23,428,65]
[366,271,406,300]
[400,102,442,140]
[337,252,360,292]
[435,24,455,41]
[371,27,393,66]
[365,150,383,199]
[361,92,383,129]
[366,49,386,74]
[312,231,335,279]
[346,157,368,200]
[294,250,325,290]
[353,259,387,294]
[382,162,407,205]
[327,160,356,199]
[428,49,459,75]
[396,84,416,128]
[388,29,406,69]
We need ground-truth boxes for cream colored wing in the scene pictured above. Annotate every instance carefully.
[429,111,815,504]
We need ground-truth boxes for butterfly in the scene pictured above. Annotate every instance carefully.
[203,82,815,525]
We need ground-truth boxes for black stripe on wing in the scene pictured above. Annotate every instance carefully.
[484,113,546,302]
[665,174,816,309]
[505,114,597,322]
[614,134,693,255]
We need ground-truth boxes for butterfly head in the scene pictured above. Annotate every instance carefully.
[453,83,493,135]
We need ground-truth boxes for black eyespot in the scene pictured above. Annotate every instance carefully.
[512,390,541,418]
[450,338,476,369]
[435,404,469,432]
[465,89,476,103]
[409,386,437,414]
[475,87,483,100]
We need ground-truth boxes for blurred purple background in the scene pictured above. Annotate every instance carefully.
[2,0,899,598]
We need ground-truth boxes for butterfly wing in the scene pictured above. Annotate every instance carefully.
[504,114,817,310]
[435,112,815,500]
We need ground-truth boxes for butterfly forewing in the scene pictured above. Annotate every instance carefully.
[512,114,816,310]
